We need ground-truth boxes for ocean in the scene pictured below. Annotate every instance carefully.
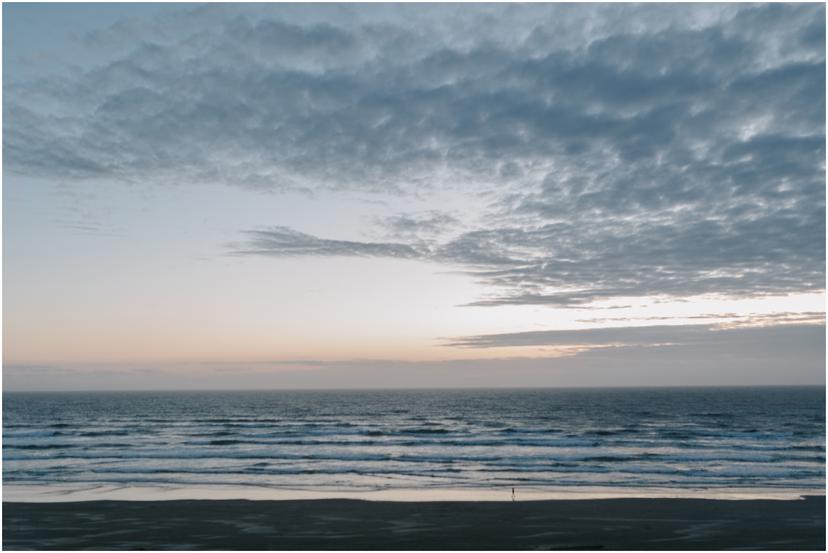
[3,387,825,501]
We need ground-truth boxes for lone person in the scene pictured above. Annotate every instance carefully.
[512,487,515,502]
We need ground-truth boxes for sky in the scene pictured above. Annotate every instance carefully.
[2,2,825,391]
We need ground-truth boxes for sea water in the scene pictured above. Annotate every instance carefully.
[3,387,825,501]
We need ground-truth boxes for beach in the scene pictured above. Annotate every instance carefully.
[3,496,825,550]
[5,389,824,549]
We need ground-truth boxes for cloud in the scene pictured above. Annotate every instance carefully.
[231,226,421,258]
[446,321,825,351]
[231,210,825,307]
[379,211,459,239]
[3,363,159,379]
[7,4,822,190]
[451,206,825,306]
[575,311,826,326]
[2,364,75,374]
[448,323,714,349]
[6,3,824,307]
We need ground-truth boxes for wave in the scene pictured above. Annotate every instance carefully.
[4,388,824,494]
[5,443,81,450]
[500,427,563,434]
[398,428,452,435]
[5,462,823,487]
[9,423,816,443]
[4,430,62,438]
[127,433,826,453]
[6,447,823,467]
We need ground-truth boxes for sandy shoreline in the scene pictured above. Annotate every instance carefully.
[3,483,821,502]
[4,496,825,550]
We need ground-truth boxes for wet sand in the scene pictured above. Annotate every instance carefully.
[3,496,825,550]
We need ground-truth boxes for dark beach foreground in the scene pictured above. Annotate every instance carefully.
[3,496,825,550]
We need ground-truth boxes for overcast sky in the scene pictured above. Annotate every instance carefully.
[3,2,825,391]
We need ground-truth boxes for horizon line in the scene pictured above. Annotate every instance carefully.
[4,384,825,394]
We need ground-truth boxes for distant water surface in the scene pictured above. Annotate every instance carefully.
[3,388,825,499]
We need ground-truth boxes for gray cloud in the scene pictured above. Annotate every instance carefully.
[721,312,826,327]
[448,323,713,349]
[453,207,825,306]
[447,321,825,350]
[232,226,420,258]
[379,211,459,239]
[575,311,826,325]
[6,3,825,307]
[232,207,825,306]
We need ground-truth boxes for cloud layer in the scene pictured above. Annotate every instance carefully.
[6,3,825,308]
[5,323,824,391]
[446,321,825,349]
